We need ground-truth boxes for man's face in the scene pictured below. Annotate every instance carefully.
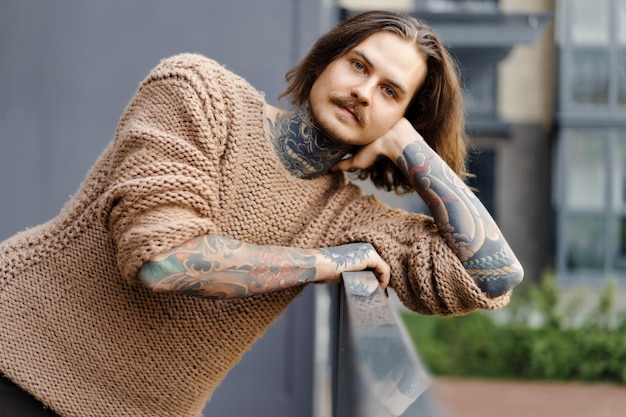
[309,31,428,146]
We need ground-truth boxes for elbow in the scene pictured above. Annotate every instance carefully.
[137,261,170,293]
[477,264,524,298]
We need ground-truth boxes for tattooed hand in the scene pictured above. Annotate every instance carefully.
[318,242,390,290]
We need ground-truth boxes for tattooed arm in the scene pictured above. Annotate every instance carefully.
[137,234,389,300]
[333,118,524,297]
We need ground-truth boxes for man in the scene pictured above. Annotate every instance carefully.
[0,10,523,417]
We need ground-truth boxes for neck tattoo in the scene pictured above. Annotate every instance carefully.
[267,109,355,179]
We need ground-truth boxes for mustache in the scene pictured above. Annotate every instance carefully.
[330,96,366,126]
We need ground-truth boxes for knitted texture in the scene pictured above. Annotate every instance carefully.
[0,53,509,417]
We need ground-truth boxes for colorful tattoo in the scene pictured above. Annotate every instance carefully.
[139,235,317,299]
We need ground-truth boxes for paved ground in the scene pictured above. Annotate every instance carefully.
[430,377,626,417]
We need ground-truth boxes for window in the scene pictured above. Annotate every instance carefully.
[557,128,626,279]
[571,50,609,105]
[454,55,498,118]
[559,0,626,111]
[570,0,610,45]
[560,130,608,274]
[566,131,606,211]
[619,51,626,104]
[619,0,626,104]
[612,133,626,271]
[556,0,626,284]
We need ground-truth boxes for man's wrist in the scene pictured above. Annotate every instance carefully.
[383,118,424,161]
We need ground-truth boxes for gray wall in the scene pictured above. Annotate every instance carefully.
[0,0,325,238]
[0,1,328,415]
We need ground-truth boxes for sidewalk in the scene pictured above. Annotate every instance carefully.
[430,377,626,417]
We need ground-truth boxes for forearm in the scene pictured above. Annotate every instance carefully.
[397,140,523,296]
[138,234,387,299]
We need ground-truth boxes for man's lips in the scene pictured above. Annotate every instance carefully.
[340,105,358,120]
[331,97,364,126]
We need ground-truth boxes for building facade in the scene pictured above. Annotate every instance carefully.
[553,0,626,288]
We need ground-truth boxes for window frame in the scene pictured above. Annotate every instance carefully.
[556,128,626,286]
[559,0,626,114]
[555,0,626,287]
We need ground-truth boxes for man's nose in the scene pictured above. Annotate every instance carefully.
[351,81,374,106]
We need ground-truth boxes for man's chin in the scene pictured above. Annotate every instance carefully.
[322,131,359,148]
[309,105,362,146]
[315,120,354,145]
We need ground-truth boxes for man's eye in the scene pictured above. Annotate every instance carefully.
[382,86,395,98]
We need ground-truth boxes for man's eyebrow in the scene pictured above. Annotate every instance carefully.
[351,49,408,96]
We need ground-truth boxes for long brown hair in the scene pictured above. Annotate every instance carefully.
[280,10,468,194]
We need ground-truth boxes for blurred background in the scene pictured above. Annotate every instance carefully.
[2,0,626,416]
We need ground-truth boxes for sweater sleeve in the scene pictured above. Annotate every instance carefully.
[333,196,510,316]
[99,56,230,282]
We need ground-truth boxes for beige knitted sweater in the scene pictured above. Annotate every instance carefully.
[0,53,510,416]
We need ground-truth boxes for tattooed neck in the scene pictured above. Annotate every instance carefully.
[267,108,355,179]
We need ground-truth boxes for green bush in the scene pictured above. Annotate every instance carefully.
[401,273,626,383]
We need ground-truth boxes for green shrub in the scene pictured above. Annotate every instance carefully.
[401,273,626,383]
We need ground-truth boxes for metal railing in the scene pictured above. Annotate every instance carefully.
[330,271,439,417]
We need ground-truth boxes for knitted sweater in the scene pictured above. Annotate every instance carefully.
[0,53,510,417]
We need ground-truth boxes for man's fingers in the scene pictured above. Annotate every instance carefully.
[332,144,382,172]
[316,243,390,290]
[368,253,390,290]
[374,261,390,290]
[331,158,354,172]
